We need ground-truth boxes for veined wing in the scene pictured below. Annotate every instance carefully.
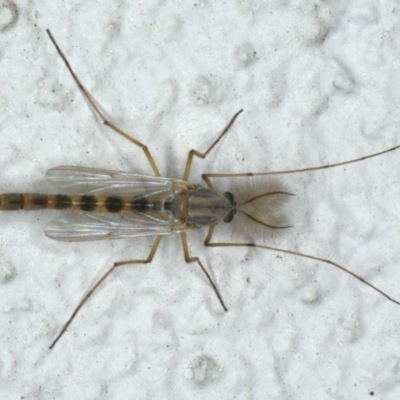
[44,166,192,241]
[45,211,176,241]
[46,166,187,196]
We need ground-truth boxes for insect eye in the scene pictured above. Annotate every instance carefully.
[223,209,236,223]
[224,191,236,205]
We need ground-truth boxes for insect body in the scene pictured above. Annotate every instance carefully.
[0,167,236,240]
[2,30,400,350]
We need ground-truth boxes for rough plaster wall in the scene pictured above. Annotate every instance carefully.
[1,0,400,399]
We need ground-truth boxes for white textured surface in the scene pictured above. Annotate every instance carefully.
[1,1,400,399]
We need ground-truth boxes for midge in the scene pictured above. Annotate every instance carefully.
[2,30,400,349]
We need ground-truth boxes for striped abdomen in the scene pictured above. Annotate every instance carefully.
[0,193,164,213]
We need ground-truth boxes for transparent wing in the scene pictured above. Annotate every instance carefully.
[45,166,191,241]
[46,166,177,196]
[45,211,175,241]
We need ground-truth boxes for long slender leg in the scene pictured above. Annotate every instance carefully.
[204,238,400,307]
[202,144,400,184]
[180,231,228,311]
[46,29,161,177]
[182,109,243,182]
[49,235,162,349]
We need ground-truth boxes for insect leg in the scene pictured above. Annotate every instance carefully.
[180,230,228,311]
[203,143,400,181]
[182,109,243,182]
[45,29,160,176]
[49,235,162,349]
[204,239,400,308]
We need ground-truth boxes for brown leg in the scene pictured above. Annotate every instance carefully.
[46,29,161,177]
[181,230,228,311]
[204,239,400,308]
[182,109,243,183]
[49,235,162,349]
[203,144,400,183]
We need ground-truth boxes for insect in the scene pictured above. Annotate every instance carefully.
[1,30,400,350]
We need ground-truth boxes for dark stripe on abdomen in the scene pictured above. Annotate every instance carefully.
[28,194,49,210]
[79,195,97,211]
[130,197,149,212]
[130,198,164,212]
[0,193,166,214]
[54,194,72,210]
[0,193,25,210]
[105,196,124,213]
